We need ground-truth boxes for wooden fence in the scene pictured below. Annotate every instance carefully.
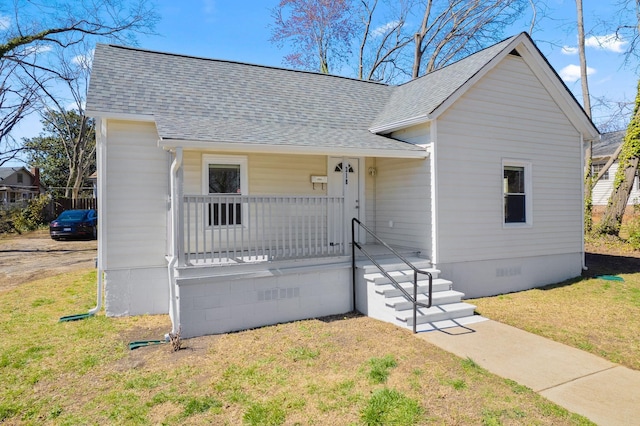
[51,198,97,217]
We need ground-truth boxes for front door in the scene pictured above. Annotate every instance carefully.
[328,157,360,247]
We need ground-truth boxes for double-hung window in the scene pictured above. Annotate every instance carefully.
[592,162,609,180]
[203,155,247,226]
[503,160,532,226]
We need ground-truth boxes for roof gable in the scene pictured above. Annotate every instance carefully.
[0,167,31,182]
[371,33,598,140]
[370,36,517,132]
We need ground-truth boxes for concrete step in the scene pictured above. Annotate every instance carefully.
[364,268,440,285]
[398,302,477,326]
[385,290,465,311]
[375,278,452,297]
[414,314,489,332]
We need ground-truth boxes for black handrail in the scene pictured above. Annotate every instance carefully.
[351,218,432,333]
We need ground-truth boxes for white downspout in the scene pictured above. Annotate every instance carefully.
[167,147,183,335]
[89,118,107,315]
[429,120,439,267]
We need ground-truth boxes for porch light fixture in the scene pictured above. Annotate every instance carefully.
[368,167,377,177]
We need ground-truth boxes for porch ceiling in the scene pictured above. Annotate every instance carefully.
[156,114,428,158]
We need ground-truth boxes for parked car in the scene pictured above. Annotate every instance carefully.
[50,209,97,240]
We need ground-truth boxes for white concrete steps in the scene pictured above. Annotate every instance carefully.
[398,301,477,326]
[359,258,481,332]
[385,290,465,311]
[375,278,452,298]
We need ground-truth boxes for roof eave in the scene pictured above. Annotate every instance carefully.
[369,114,431,135]
[85,110,156,122]
[159,139,429,159]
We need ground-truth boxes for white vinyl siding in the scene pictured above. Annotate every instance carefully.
[183,151,327,196]
[435,55,583,263]
[181,152,340,256]
[592,162,640,205]
[104,120,169,268]
[374,157,431,255]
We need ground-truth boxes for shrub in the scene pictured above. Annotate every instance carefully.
[10,195,51,233]
[625,204,640,249]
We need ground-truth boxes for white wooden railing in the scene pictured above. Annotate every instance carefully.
[182,195,345,265]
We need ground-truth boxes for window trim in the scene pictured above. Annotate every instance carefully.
[202,154,248,227]
[202,154,248,195]
[502,159,532,228]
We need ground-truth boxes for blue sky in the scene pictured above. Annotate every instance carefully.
[8,0,638,153]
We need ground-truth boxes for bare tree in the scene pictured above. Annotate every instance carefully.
[270,0,356,73]
[0,60,39,166]
[33,44,96,199]
[357,0,414,82]
[411,0,530,78]
[0,0,157,165]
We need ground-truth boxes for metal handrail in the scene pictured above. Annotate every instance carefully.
[351,217,432,333]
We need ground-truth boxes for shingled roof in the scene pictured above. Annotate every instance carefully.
[87,44,418,153]
[593,130,625,159]
[88,33,594,153]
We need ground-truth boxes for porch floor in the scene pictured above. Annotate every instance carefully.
[182,243,424,267]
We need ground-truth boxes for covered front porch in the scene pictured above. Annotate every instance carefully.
[164,146,432,338]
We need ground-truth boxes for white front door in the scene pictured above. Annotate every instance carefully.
[328,157,360,247]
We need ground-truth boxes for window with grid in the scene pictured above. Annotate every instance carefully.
[503,160,532,226]
[202,155,248,227]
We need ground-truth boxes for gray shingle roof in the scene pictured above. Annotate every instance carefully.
[373,36,517,129]
[87,45,421,152]
[593,131,625,159]
[86,35,523,153]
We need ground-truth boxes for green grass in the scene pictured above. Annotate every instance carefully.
[0,268,595,425]
[366,355,397,384]
[360,388,423,425]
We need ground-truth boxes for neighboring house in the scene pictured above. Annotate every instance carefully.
[0,167,45,207]
[86,32,598,339]
[591,130,640,212]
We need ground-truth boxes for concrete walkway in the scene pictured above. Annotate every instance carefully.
[418,319,640,426]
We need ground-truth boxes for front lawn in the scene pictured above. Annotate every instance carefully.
[0,270,592,425]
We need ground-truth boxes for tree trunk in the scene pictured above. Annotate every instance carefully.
[599,157,640,234]
[598,80,640,235]
[576,0,591,117]
[412,0,432,79]
[576,0,594,231]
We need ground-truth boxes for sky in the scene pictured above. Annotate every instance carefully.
[6,0,639,162]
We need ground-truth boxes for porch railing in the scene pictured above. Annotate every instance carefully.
[182,194,345,265]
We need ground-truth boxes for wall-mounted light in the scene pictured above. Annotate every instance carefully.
[368,167,377,177]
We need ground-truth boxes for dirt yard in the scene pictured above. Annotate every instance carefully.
[0,229,97,292]
[1,228,639,294]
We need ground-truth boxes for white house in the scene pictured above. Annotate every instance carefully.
[591,130,640,212]
[86,33,599,338]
